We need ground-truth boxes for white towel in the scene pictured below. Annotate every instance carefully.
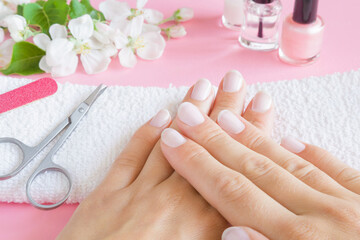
[0,70,359,204]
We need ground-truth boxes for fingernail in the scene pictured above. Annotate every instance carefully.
[218,110,245,134]
[161,128,186,148]
[222,227,250,240]
[223,70,243,93]
[281,136,306,153]
[150,109,171,127]
[191,78,212,101]
[252,91,272,113]
[178,102,205,126]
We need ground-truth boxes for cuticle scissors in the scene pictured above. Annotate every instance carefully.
[0,85,107,210]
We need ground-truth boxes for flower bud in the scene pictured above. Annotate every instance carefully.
[168,25,187,38]
[174,8,194,22]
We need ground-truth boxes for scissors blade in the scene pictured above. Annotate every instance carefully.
[83,84,107,107]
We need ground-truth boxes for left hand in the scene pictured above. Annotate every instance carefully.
[161,100,360,240]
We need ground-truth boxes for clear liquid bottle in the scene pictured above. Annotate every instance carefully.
[239,0,282,51]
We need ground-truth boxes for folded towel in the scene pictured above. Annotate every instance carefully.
[0,70,359,204]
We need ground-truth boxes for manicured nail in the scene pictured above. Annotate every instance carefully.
[177,102,205,126]
[161,128,186,148]
[281,136,306,153]
[222,227,250,240]
[191,78,212,101]
[223,70,243,93]
[252,91,272,113]
[218,110,245,134]
[150,109,171,127]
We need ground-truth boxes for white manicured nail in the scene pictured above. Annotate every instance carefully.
[161,128,186,148]
[150,109,171,127]
[218,110,245,134]
[222,227,250,240]
[191,78,212,101]
[177,102,205,126]
[281,136,306,153]
[252,91,272,113]
[223,70,243,93]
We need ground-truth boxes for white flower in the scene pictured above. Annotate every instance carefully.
[5,0,30,5]
[174,8,194,22]
[0,28,4,43]
[34,24,78,77]
[113,16,165,68]
[99,0,163,24]
[0,2,15,23]
[0,39,15,68]
[69,14,112,75]
[167,25,186,38]
[2,15,32,42]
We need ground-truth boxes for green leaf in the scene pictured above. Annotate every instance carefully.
[1,42,45,76]
[23,0,69,35]
[69,0,87,19]
[35,0,46,7]
[80,0,105,21]
[17,4,24,16]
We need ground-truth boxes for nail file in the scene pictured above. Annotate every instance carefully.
[0,78,58,114]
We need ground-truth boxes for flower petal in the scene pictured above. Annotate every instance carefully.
[136,0,148,9]
[112,30,128,49]
[142,23,161,34]
[51,53,79,77]
[0,28,4,43]
[118,47,137,68]
[99,0,131,21]
[46,38,75,66]
[33,33,51,51]
[0,39,15,68]
[175,8,194,22]
[136,32,165,60]
[168,25,187,38]
[0,2,15,24]
[80,49,111,74]
[143,9,163,24]
[39,56,51,73]
[2,15,27,42]
[49,24,67,39]
[68,14,94,41]
[111,15,144,39]
[102,44,118,57]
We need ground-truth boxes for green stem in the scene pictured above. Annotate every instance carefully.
[157,16,175,25]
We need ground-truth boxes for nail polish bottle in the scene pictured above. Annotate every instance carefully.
[279,0,325,66]
[239,0,282,51]
[222,0,245,30]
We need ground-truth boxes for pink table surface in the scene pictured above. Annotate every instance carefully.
[1,0,360,239]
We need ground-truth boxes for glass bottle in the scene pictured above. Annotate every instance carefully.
[239,0,282,51]
[222,0,245,31]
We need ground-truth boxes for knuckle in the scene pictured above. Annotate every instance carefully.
[284,159,319,181]
[336,167,360,184]
[183,146,209,165]
[201,126,228,147]
[246,132,268,150]
[239,154,276,182]
[215,173,251,204]
[285,218,321,240]
[114,152,142,169]
[321,201,360,227]
[132,127,158,146]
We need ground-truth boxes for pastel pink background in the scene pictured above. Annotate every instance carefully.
[1,0,359,239]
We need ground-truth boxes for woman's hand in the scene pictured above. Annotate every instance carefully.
[58,70,271,239]
[161,101,360,240]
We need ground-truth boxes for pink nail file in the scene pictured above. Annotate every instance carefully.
[0,78,58,114]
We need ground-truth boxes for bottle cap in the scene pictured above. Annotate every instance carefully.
[293,0,319,24]
[252,0,274,3]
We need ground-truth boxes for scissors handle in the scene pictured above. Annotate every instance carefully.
[0,137,35,180]
[26,158,72,210]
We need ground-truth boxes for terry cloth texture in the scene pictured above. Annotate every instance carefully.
[0,70,359,203]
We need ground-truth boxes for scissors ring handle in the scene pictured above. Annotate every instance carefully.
[0,137,32,180]
[26,163,72,210]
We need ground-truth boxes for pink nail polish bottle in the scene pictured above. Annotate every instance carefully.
[278,0,325,66]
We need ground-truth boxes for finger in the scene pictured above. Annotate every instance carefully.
[222,227,269,240]
[242,91,274,135]
[100,109,171,191]
[160,128,296,240]
[209,70,246,121]
[218,110,350,197]
[136,78,215,186]
[282,136,360,195]
[174,102,325,213]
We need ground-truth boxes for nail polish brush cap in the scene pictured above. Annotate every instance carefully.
[252,0,274,3]
[293,0,319,24]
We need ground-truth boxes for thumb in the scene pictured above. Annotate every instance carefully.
[222,227,269,240]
